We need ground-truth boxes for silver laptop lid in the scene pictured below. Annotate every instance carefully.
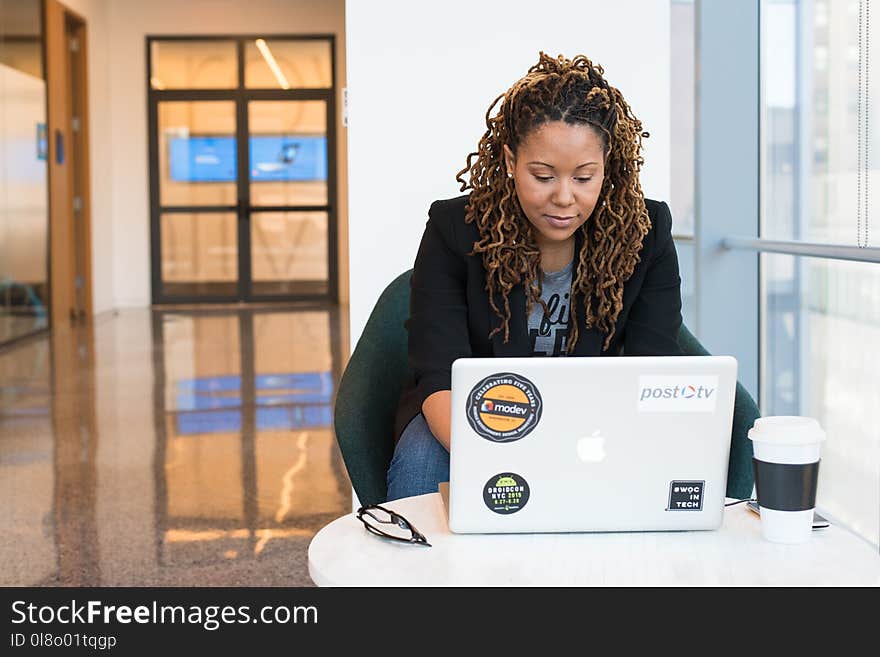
[448,355,737,534]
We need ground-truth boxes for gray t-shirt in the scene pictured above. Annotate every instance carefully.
[528,259,573,356]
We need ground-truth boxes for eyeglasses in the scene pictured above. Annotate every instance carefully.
[356,504,431,547]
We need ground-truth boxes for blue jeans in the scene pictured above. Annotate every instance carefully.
[386,413,450,502]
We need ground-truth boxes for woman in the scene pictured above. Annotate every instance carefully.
[387,52,684,501]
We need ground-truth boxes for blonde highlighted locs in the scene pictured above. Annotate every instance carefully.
[455,52,652,353]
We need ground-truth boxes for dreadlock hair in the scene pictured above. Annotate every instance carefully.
[454,52,652,354]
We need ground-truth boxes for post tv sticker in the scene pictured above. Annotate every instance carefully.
[466,372,542,442]
[667,480,705,511]
[637,376,719,413]
[483,473,530,514]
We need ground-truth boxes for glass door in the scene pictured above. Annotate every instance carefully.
[155,100,239,298]
[148,36,336,304]
[246,100,331,298]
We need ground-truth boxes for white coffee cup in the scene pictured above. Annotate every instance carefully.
[747,416,825,544]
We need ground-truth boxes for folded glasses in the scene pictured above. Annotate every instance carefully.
[356,504,431,547]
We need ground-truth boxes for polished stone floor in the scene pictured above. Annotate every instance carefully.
[0,304,352,586]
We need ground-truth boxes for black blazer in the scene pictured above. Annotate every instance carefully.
[393,193,684,442]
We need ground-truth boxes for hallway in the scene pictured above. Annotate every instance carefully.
[0,305,351,586]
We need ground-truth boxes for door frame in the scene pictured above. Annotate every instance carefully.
[45,0,93,325]
[146,34,338,305]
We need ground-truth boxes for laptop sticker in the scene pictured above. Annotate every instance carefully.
[637,376,719,413]
[483,473,530,514]
[666,480,705,511]
[466,373,543,443]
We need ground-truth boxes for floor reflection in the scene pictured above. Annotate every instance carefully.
[0,304,351,586]
[0,335,54,586]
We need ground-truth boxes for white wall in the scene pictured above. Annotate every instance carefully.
[346,0,671,349]
[62,0,347,312]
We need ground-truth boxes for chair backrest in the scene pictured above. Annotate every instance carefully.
[334,269,758,506]
[676,324,757,499]
[334,270,412,507]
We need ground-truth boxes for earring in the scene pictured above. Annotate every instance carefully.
[507,172,513,178]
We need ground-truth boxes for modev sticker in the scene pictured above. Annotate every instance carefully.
[483,472,531,514]
[466,372,542,442]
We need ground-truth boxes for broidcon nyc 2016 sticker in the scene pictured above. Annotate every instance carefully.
[466,372,542,443]
[483,473,530,514]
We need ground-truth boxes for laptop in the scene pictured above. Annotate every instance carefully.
[447,355,737,533]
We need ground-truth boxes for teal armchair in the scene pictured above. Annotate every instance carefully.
[334,270,758,507]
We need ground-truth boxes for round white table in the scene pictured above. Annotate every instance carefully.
[308,493,880,586]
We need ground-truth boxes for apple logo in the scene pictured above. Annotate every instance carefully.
[576,429,607,462]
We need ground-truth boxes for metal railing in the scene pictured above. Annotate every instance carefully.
[721,237,880,264]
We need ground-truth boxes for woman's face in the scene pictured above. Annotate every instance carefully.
[503,121,606,251]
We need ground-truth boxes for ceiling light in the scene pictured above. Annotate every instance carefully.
[255,38,290,90]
